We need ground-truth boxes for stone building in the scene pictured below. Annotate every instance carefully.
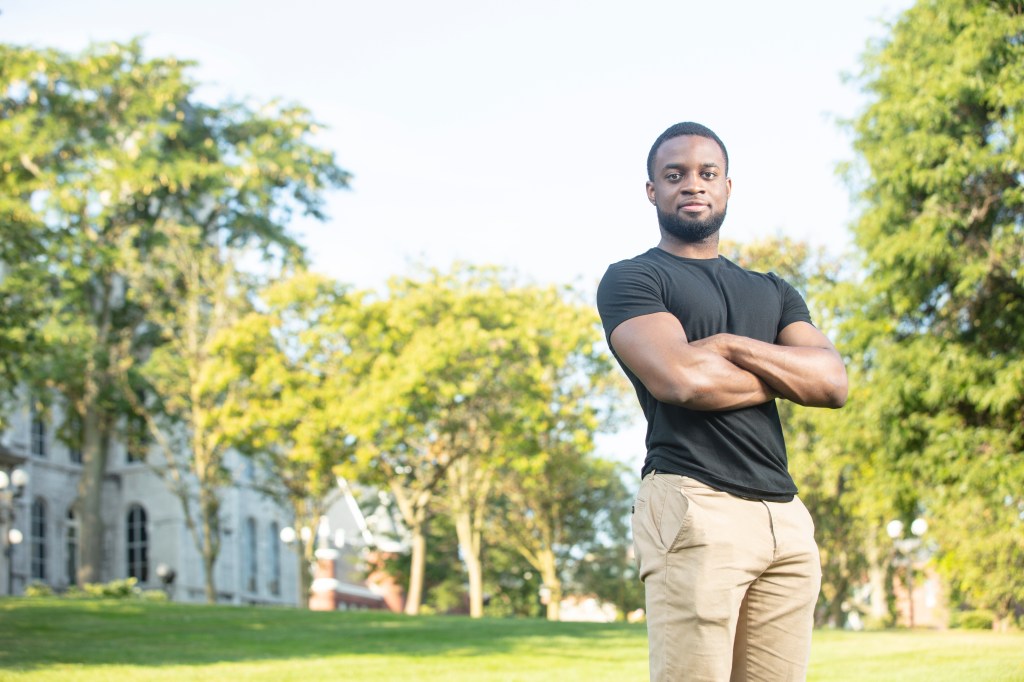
[0,394,398,610]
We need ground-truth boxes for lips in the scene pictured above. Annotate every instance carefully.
[679,201,708,212]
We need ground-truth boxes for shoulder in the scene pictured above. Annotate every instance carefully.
[598,250,664,293]
[719,257,796,292]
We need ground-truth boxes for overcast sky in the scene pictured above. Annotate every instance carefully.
[2,0,913,463]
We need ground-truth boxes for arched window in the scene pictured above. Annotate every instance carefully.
[30,498,47,581]
[243,517,258,593]
[66,508,79,585]
[126,505,148,582]
[268,521,281,596]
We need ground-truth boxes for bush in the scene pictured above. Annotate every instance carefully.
[23,578,144,600]
[23,582,55,598]
[140,589,169,602]
[82,577,140,598]
[950,609,995,630]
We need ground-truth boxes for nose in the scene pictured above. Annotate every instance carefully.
[680,172,706,193]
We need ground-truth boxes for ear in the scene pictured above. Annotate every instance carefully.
[646,180,656,205]
[725,176,732,200]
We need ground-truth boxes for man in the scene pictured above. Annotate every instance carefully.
[596,122,848,682]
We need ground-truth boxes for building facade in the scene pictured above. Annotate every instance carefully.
[0,394,394,609]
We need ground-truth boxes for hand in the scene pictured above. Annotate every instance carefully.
[689,333,736,361]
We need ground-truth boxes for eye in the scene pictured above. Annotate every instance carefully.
[665,172,681,182]
[701,170,718,179]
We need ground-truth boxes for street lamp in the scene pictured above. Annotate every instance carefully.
[886,517,928,627]
[1,467,30,595]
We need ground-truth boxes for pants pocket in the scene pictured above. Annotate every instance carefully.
[632,475,694,582]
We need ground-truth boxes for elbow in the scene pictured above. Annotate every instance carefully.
[648,383,691,407]
[824,372,849,409]
[646,375,702,408]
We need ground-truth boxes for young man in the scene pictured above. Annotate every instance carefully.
[596,122,848,682]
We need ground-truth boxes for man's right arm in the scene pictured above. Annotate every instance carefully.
[609,312,776,411]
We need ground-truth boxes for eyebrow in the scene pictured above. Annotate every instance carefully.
[662,162,722,171]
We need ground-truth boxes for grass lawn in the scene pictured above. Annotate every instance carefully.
[1,598,1022,681]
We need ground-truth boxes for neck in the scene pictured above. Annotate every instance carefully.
[657,232,719,259]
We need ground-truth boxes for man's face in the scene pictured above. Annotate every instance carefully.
[646,135,732,243]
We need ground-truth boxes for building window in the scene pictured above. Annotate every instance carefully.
[67,409,83,465]
[243,517,258,593]
[268,521,281,596]
[30,403,46,458]
[127,505,148,582]
[66,508,79,586]
[31,498,47,581]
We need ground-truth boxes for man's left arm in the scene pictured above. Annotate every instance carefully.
[690,321,848,408]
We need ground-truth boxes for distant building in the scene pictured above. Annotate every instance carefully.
[0,392,401,610]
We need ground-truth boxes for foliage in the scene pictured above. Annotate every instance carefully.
[843,0,1024,622]
[22,582,55,598]
[0,38,348,583]
[125,224,256,603]
[23,577,148,599]
[950,609,997,630]
[209,270,368,605]
[338,264,625,618]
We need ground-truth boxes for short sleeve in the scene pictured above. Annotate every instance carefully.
[596,260,669,341]
[774,275,814,334]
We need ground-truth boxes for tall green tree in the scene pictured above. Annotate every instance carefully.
[845,0,1024,625]
[340,266,625,617]
[721,237,892,627]
[122,224,254,603]
[0,39,348,584]
[210,271,368,606]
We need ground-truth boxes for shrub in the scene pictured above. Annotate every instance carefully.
[950,609,995,630]
[23,582,55,598]
[82,577,140,598]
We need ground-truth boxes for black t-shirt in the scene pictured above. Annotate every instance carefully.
[596,248,813,501]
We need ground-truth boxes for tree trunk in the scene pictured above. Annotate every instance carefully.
[540,549,562,621]
[454,507,484,618]
[76,400,107,585]
[199,486,220,604]
[405,517,427,616]
[296,543,312,608]
[865,532,890,626]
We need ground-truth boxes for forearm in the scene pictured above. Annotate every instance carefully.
[659,348,777,411]
[608,312,778,413]
[713,335,848,408]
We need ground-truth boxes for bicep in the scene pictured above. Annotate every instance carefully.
[609,312,692,401]
[776,321,838,352]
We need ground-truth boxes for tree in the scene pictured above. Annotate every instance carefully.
[845,0,1024,625]
[721,237,900,627]
[486,287,628,621]
[340,265,626,617]
[122,224,254,603]
[0,39,348,584]
[340,265,531,616]
[210,271,368,606]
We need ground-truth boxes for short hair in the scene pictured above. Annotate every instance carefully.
[646,122,729,181]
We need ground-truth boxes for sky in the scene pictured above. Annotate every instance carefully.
[2,0,914,293]
[2,0,913,463]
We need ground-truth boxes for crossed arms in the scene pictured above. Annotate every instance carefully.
[609,312,848,411]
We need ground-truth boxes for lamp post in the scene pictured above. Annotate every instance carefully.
[1,467,30,595]
[886,517,928,628]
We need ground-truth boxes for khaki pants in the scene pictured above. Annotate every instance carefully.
[632,472,821,682]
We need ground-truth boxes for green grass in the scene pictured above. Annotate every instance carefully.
[0,598,1021,681]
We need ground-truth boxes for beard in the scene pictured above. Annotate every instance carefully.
[657,205,727,243]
